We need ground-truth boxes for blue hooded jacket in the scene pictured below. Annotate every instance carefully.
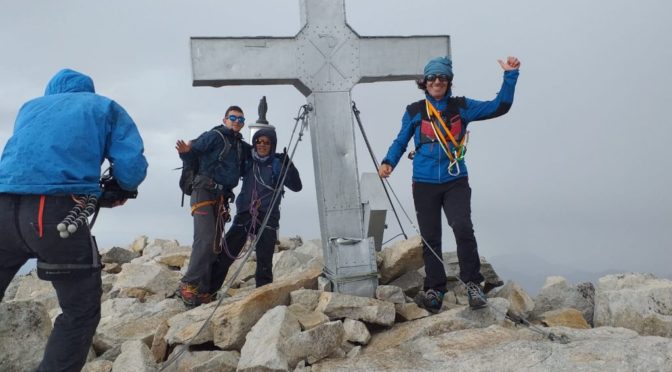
[179,124,248,190]
[0,69,148,195]
[382,69,519,184]
[234,128,302,228]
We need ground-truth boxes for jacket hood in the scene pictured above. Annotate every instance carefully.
[44,69,95,95]
[252,127,277,155]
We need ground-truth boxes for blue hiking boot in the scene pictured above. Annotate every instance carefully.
[421,289,445,314]
[466,282,487,309]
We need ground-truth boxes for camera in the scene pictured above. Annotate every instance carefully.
[98,170,138,208]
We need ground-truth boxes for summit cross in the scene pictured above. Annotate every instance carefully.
[190,0,449,295]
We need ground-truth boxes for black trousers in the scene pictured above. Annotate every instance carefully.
[210,212,277,292]
[412,177,484,291]
[0,194,102,372]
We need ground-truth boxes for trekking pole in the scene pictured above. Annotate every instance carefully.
[352,101,408,241]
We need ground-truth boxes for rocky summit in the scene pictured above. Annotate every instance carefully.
[1,236,671,372]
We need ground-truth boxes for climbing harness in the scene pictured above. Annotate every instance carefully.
[160,103,312,371]
[425,99,469,176]
[351,101,407,240]
[354,104,570,344]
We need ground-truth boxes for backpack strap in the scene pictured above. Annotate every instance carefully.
[212,127,233,162]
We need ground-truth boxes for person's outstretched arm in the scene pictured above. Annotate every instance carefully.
[461,56,521,123]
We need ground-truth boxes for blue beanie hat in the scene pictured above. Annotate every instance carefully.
[423,56,453,77]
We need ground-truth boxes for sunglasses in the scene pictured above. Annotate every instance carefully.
[255,139,271,145]
[228,115,246,124]
[424,74,451,83]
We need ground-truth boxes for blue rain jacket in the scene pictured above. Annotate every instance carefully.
[0,69,148,195]
[382,70,519,184]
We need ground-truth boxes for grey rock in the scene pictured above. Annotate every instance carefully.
[375,285,406,304]
[493,280,535,317]
[379,236,424,284]
[110,263,182,299]
[129,235,149,253]
[388,269,424,298]
[0,301,52,372]
[81,359,114,372]
[11,271,59,312]
[315,291,396,326]
[237,305,301,372]
[273,250,314,281]
[395,302,431,321]
[594,272,672,337]
[290,288,323,311]
[102,246,140,264]
[286,321,346,365]
[111,340,157,372]
[94,298,184,354]
[343,318,371,345]
[532,276,595,326]
[313,325,672,372]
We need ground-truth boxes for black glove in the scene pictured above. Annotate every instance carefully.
[278,147,291,165]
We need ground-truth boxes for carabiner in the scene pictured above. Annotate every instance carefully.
[448,157,461,176]
[456,144,467,161]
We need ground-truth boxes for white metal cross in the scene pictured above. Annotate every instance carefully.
[190,0,449,295]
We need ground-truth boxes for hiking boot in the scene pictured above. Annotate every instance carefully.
[466,282,487,309]
[198,291,217,305]
[421,289,445,314]
[175,282,200,308]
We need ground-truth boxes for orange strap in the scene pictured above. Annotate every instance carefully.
[425,100,468,159]
[191,200,217,215]
[38,195,46,238]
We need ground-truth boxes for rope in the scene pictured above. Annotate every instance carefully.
[160,104,312,371]
[424,100,469,176]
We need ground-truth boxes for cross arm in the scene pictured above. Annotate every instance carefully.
[190,37,310,95]
[357,36,450,83]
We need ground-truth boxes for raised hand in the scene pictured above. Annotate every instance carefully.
[498,56,521,71]
[175,139,191,154]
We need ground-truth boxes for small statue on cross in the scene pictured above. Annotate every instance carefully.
[256,96,269,125]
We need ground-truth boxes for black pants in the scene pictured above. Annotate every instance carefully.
[412,177,484,291]
[0,194,102,372]
[210,212,277,292]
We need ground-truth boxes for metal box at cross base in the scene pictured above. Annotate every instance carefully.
[323,237,379,298]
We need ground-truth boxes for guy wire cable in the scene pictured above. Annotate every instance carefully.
[351,101,407,241]
[160,104,311,371]
[353,104,569,344]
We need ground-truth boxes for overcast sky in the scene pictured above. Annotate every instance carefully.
[2,0,670,288]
